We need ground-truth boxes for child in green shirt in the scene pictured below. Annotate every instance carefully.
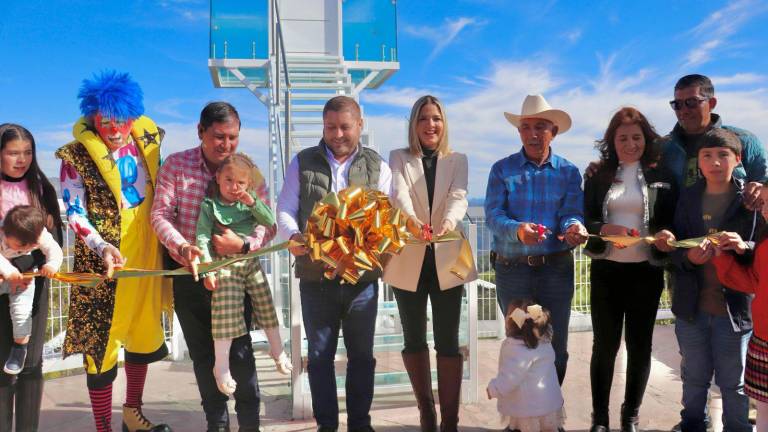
[196,153,291,396]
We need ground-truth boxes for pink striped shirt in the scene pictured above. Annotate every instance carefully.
[150,147,273,265]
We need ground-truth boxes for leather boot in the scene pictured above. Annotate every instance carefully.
[436,355,463,432]
[620,402,639,432]
[15,367,44,432]
[402,351,437,432]
[0,384,14,432]
[121,405,173,432]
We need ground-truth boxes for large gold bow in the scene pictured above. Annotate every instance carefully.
[304,187,410,284]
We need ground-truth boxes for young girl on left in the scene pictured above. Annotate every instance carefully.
[487,300,565,432]
[0,124,64,432]
[195,152,291,396]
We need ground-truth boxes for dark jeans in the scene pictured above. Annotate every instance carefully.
[173,274,261,429]
[494,254,573,384]
[392,249,463,356]
[589,259,663,425]
[299,279,378,429]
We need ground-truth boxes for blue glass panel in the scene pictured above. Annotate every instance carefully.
[343,0,398,62]
[210,0,269,59]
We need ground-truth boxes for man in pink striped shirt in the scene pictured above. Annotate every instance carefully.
[151,102,269,432]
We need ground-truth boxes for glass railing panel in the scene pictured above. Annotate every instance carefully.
[342,0,397,62]
[210,0,269,60]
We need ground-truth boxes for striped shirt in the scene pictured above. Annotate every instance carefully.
[150,147,272,265]
[484,148,584,258]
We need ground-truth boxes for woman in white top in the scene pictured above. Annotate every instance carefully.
[583,107,678,432]
[385,95,470,432]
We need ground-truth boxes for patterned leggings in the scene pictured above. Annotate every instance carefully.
[210,259,279,340]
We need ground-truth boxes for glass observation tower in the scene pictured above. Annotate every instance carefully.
[206,0,479,419]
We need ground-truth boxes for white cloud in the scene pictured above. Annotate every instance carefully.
[157,0,208,22]
[404,17,486,62]
[562,28,583,44]
[362,61,768,198]
[683,0,767,68]
[710,73,767,86]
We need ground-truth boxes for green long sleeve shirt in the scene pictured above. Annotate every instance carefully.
[195,192,275,263]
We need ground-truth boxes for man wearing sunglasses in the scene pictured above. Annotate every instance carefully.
[661,74,767,209]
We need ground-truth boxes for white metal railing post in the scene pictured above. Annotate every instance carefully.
[465,223,478,403]
[289,266,308,419]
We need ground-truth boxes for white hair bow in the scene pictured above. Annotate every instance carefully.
[509,304,544,329]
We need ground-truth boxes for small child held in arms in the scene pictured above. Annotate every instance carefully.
[712,184,768,430]
[487,300,564,432]
[0,205,63,374]
[195,153,291,396]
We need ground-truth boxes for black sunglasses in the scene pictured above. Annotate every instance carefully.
[669,97,709,111]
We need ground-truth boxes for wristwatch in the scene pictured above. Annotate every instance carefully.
[241,240,251,254]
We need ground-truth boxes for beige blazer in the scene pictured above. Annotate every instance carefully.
[383,148,473,291]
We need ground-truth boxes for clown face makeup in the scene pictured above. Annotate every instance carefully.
[93,113,134,151]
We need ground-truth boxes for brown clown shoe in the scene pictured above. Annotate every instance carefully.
[122,405,173,432]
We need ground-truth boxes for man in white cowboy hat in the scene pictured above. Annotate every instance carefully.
[484,94,588,384]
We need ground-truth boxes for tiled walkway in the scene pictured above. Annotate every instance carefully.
[37,326,696,431]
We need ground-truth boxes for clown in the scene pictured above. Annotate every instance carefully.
[56,71,172,432]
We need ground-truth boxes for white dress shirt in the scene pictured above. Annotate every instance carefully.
[276,145,392,240]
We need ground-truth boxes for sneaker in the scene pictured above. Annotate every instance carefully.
[273,351,293,375]
[3,343,27,375]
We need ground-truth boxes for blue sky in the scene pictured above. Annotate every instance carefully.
[2,0,767,198]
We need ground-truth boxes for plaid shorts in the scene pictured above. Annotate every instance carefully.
[211,259,279,340]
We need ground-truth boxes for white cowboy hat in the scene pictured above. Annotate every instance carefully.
[504,94,572,134]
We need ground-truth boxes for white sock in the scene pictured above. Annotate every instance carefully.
[264,327,283,359]
[213,339,236,395]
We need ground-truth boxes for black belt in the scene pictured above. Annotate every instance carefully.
[492,250,571,267]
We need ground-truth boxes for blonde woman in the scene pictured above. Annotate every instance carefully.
[384,95,469,432]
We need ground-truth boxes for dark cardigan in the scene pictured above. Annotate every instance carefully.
[583,163,678,265]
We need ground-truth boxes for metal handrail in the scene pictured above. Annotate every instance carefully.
[272,0,291,179]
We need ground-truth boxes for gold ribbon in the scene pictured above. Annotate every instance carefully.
[405,230,475,280]
[19,240,301,288]
[594,232,724,248]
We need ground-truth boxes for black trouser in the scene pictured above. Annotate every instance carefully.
[393,248,464,356]
[173,274,261,430]
[0,259,49,432]
[589,259,664,425]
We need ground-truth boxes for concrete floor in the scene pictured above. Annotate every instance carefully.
[35,325,703,431]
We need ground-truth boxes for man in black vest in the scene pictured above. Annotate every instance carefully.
[277,96,392,432]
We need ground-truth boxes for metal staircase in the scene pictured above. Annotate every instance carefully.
[269,54,374,183]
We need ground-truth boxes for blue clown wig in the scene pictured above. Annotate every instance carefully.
[78,70,144,120]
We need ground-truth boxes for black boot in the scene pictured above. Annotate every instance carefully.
[0,384,14,432]
[15,367,44,432]
[436,355,462,432]
[402,351,437,432]
[621,403,639,432]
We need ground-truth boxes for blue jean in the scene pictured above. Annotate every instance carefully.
[300,279,378,429]
[675,313,751,432]
[495,256,573,383]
